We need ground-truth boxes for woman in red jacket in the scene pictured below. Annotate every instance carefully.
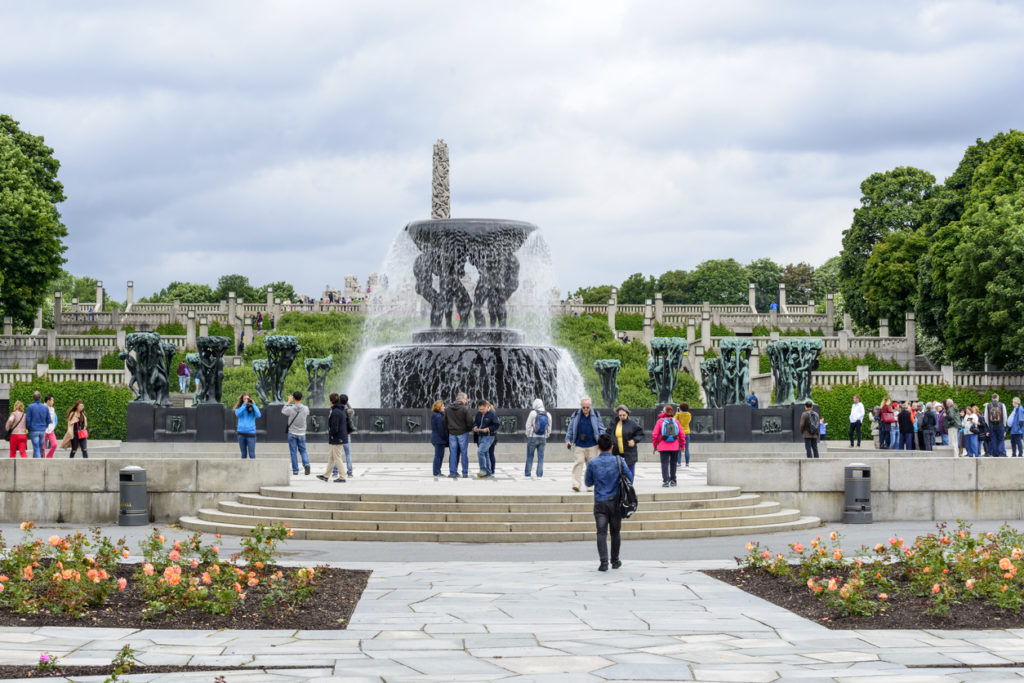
[652,404,685,488]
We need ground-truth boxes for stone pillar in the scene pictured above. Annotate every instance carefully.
[609,287,618,306]
[686,317,696,346]
[838,328,852,352]
[126,281,134,311]
[34,308,43,331]
[53,291,62,333]
[186,311,196,350]
[700,310,711,349]
[95,281,104,312]
[654,292,664,324]
[266,287,274,313]
[199,317,209,338]
[227,292,237,328]
[750,344,761,377]
[843,311,852,332]
[243,315,254,350]
[941,364,955,386]
[904,311,916,359]
[273,298,282,325]
[748,283,757,313]
[879,318,889,338]
[644,298,653,324]
[826,293,835,330]
[3,317,12,336]
[172,299,181,324]
[36,363,48,378]
[116,327,127,352]
[607,297,616,332]
[642,314,654,345]
[778,283,788,314]
[71,297,79,314]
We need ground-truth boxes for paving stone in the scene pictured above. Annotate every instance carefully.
[487,655,613,674]
[691,666,779,682]
[595,661,693,680]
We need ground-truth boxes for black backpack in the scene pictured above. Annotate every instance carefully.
[616,456,638,518]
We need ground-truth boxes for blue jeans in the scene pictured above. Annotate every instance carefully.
[332,442,353,476]
[965,433,979,457]
[990,424,1006,456]
[28,431,45,458]
[525,436,545,476]
[477,436,495,475]
[288,434,309,472]
[1011,433,1023,457]
[677,439,690,466]
[900,432,914,450]
[941,432,949,445]
[448,433,469,475]
[237,433,256,459]
[889,427,900,449]
[432,443,446,476]
[178,376,188,392]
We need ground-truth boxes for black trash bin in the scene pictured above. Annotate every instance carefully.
[119,465,148,526]
[842,462,872,523]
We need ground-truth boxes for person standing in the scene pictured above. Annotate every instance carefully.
[319,393,348,482]
[652,404,683,487]
[963,406,981,457]
[896,403,914,450]
[747,391,759,409]
[430,400,448,478]
[984,393,1008,457]
[62,400,88,458]
[234,392,261,459]
[919,402,938,451]
[944,399,962,457]
[485,401,498,474]
[335,394,356,478]
[176,360,189,393]
[605,405,643,476]
[472,400,498,478]
[585,433,633,572]
[566,397,603,492]
[5,401,27,458]
[524,398,551,478]
[849,395,864,447]
[25,391,52,459]
[878,399,894,448]
[444,392,474,479]
[282,391,310,475]
[799,400,820,459]
[676,402,692,467]
[888,401,902,450]
[43,395,58,458]
[1009,397,1024,458]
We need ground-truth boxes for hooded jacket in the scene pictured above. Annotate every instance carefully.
[444,399,474,436]
[328,403,349,445]
[524,399,552,439]
[652,412,684,452]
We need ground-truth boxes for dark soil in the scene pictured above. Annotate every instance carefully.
[0,564,370,630]
[0,664,315,679]
[705,567,1024,630]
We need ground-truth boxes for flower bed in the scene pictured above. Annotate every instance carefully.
[706,522,1024,629]
[0,521,369,629]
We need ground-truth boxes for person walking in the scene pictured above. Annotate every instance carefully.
[676,402,692,466]
[43,395,58,458]
[444,392,474,479]
[336,394,356,477]
[944,399,962,457]
[799,400,820,459]
[652,404,683,487]
[319,393,348,482]
[963,406,981,457]
[1009,397,1024,458]
[62,400,88,458]
[5,401,27,458]
[176,360,189,393]
[605,405,643,476]
[430,400,448,478]
[524,398,551,478]
[984,393,1008,457]
[897,403,914,450]
[282,391,310,475]
[585,433,633,572]
[849,395,864,447]
[566,397,603,492]
[234,392,261,459]
[472,400,498,478]
[25,391,52,459]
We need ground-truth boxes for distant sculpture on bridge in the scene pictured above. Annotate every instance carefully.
[194,336,231,404]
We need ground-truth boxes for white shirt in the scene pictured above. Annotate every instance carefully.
[45,406,57,434]
[849,402,865,423]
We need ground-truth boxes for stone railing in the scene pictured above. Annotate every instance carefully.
[0,335,48,347]
[45,369,128,387]
[0,369,36,384]
[54,334,119,348]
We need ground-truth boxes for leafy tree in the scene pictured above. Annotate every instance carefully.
[143,281,217,303]
[618,272,656,304]
[569,284,613,304]
[744,258,781,310]
[779,262,814,305]
[261,280,296,303]
[656,269,692,304]
[689,259,747,305]
[0,115,67,325]
[838,166,936,331]
[47,269,100,304]
[812,255,841,303]
[213,274,259,303]
[860,229,928,336]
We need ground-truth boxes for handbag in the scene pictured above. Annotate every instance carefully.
[616,456,638,519]
[77,429,89,440]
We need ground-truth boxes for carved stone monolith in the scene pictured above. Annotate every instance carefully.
[122,332,175,406]
[647,337,689,404]
[593,359,621,410]
[304,355,334,409]
[194,336,231,404]
[263,335,302,404]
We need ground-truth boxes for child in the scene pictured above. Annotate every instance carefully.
[819,418,827,441]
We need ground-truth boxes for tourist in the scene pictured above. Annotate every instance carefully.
[25,390,51,459]
[430,400,448,478]
[963,406,981,457]
[915,402,925,450]
[340,394,356,477]
[919,402,938,451]
[319,393,348,483]
[819,417,828,441]
[676,402,692,466]
[5,400,27,458]
[485,401,498,474]
[524,398,551,478]
[848,395,864,447]
[799,400,820,459]
[943,399,962,457]
[585,433,632,572]
[747,391,759,409]
[888,401,902,450]
[237,332,245,356]
[176,359,189,392]
[869,406,880,446]
[896,402,914,450]
[879,399,894,448]
[62,400,88,458]
[974,403,990,456]
[472,400,498,478]
[444,392,474,479]
[605,404,643,476]
[234,392,261,459]
[44,395,58,458]
[652,403,683,487]
[1009,397,1024,458]
[984,393,1008,457]
[282,391,310,475]
[566,397,603,492]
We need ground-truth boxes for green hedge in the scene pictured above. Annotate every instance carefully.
[10,381,132,441]
[710,323,732,336]
[810,382,888,442]
[759,352,906,374]
[209,321,233,339]
[42,355,72,370]
[99,352,123,369]
[653,322,687,338]
[614,313,643,331]
[155,322,186,336]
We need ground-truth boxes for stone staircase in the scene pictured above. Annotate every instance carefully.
[180,486,820,542]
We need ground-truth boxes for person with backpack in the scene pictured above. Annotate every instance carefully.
[919,402,938,451]
[319,393,348,482]
[444,392,474,479]
[605,404,644,476]
[943,399,962,457]
[566,397,603,492]
[585,433,633,572]
[799,400,820,459]
[524,398,551,478]
[176,360,189,393]
[1008,397,1024,457]
[652,404,684,487]
[983,393,1008,457]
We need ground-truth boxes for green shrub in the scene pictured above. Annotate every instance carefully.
[41,355,72,370]
[99,352,123,370]
[209,321,233,339]
[810,382,888,441]
[653,322,687,338]
[155,322,186,336]
[710,323,732,336]
[752,324,771,336]
[10,381,132,440]
[83,327,117,335]
[614,313,643,331]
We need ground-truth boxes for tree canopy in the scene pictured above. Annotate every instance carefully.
[214,274,260,303]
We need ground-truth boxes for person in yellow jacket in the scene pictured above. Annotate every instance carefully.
[676,403,692,467]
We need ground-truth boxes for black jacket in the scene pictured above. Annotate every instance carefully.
[920,409,937,432]
[897,409,914,434]
[430,412,448,446]
[444,401,475,436]
[473,409,500,444]
[604,418,644,459]
[328,403,349,445]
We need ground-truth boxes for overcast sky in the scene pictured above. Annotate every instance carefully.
[3,0,1022,302]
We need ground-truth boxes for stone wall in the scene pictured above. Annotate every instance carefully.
[0,458,288,524]
[707,457,1024,522]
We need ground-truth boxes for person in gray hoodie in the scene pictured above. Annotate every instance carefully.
[524,398,552,477]
[282,391,311,475]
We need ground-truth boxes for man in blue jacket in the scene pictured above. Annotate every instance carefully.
[585,433,634,571]
[25,391,52,459]
[566,397,603,492]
